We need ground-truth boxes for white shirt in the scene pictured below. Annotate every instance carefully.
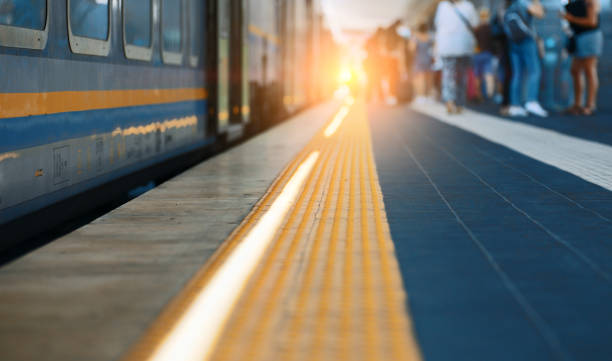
[434,0,478,57]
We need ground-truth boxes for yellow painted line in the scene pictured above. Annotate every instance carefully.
[358,135,381,361]
[212,140,336,361]
[340,138,356,360]
[201,147,310,273]
[144,151,319,361]
[283,137,349,361]
[0,88,208,119]
[309,134,353,360]
[324,105,350,137]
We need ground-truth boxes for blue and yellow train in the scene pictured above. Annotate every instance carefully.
[0,0,337,235]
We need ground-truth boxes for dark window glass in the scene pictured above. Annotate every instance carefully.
[0,0,46,30]
[70,0,109,40]
[125,0,151,47]
[162,0,181,52]
[189,0,205,57]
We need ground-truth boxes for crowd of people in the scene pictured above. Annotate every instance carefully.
[363,0,604,117]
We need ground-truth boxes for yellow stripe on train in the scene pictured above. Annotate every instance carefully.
[0,88,208,119]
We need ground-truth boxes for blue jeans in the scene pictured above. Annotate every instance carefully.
[509,39,541,106]
[473,51,494,78]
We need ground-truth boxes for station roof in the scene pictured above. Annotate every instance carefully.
[322,0,437,42]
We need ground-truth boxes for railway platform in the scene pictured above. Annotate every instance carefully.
[1,97,612,361]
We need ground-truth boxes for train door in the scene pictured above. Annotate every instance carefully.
[217,0,231,134]
[293,0,307,109]
[211,0,248,140]
[229,0,249,127]
[240,0,249,126]
[281,0,296,114]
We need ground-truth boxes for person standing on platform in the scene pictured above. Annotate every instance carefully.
[410,23,434,104]
[491,2,513,115]
[383,20,404,106]
[364,29,385,103]
[434,0,478,114]
[504,0,548,117]
[473,8,496,101]
[562,0,603,115]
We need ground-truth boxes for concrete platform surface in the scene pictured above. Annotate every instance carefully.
[373,103,612,361]
[2,97,611,361]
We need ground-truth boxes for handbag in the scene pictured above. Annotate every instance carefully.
[503,4,535,42]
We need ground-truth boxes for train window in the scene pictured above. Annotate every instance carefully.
[0,0,49,49]
[123,0,153,61]
[161,0,183,65]
[68,0,111,56]
[69,0,109,40]
[0,0,46,29]
[188,0,205,67]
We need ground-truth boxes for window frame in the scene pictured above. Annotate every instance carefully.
[67,0,112,57]
[122,0,154,61]
[0,0,50,50]
[160,0,184,65]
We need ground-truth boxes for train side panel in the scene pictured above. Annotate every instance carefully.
[0,0,338,230]
[0,0,210,224]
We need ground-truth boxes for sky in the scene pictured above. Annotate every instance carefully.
[321,0,411,37]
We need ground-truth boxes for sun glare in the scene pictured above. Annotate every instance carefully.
[339,67,353,84]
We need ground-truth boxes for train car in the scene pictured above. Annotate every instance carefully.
[0,0,211,232]
[0,0,336,246]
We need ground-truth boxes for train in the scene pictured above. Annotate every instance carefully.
[0,0,339,241]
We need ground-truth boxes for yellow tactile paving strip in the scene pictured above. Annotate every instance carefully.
[123,98,422,361]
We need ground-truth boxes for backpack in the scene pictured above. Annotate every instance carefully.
[503,3,534,42]
[490,12,505,38]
